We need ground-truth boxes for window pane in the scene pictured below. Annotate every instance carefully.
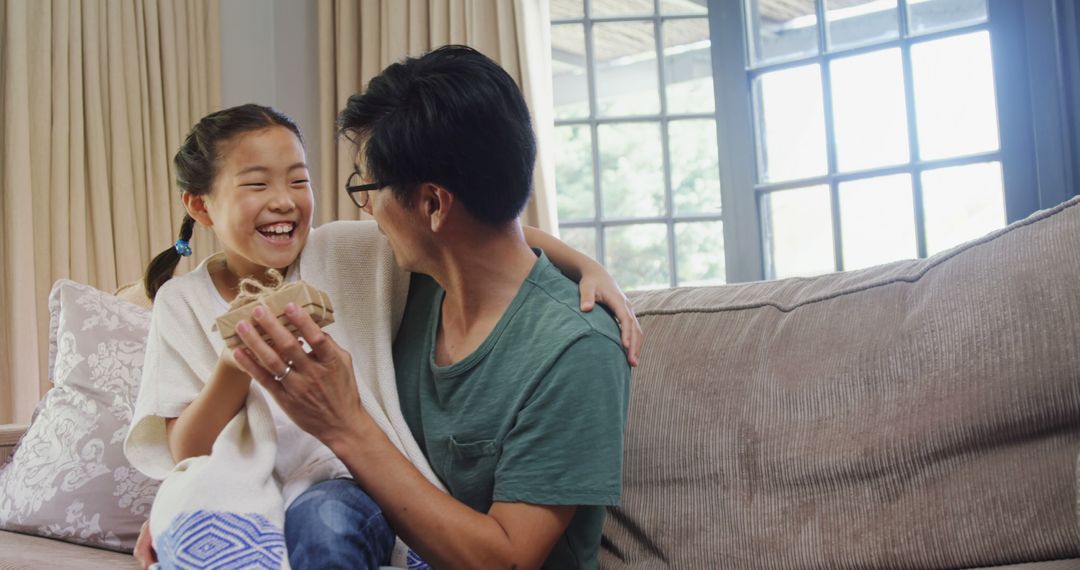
[839,174,917,271]
[907,0,987,36]
[762,186,834,279]
[664,18,714,114]
[560,226,598,261]
[554,125,596,221]
[606,224,670,290]
[661,0,707,15]
[551,0,583,20]
[598,122,665,218]
[592,0,654,18]
[826,0,899,51]
[922,161,1005,255]
[755,64,828,183]
[675,221,725,286]
[669,120,721,214]
[830,48,909,172]
[552,24,590,120]
[911,31,999,160]
[594,22,661,117]
[745,0,819,65]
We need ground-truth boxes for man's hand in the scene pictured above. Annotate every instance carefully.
[133,520,156,569]
[230,303,373,448]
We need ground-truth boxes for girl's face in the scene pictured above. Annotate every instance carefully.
[186,126,314,279]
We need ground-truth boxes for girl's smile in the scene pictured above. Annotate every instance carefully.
[256,221,298,244]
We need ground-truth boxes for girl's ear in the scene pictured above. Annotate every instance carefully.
[182,192,213,227]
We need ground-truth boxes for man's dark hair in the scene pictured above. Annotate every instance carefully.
[337,45,536,226]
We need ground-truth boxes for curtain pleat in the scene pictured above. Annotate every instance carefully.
[1057,0,1080,196]
[315,0,558,232]
[0,0,221,424]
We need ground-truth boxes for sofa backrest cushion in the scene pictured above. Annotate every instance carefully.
[602,197,1080,568]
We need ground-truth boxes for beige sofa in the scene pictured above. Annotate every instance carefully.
[2,196,1080,568]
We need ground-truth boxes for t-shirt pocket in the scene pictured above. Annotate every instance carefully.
[445,435,499,512]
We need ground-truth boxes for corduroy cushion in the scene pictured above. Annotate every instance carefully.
[603,197,1080,569]
[0,530,137,569]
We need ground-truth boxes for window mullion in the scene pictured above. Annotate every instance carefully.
[897,0,929,259]
[815,0,844,272]
[654,1,678,286]
[583,0,605,265]
[709,0,763,282]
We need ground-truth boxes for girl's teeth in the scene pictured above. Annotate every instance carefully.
[259,223,294,240]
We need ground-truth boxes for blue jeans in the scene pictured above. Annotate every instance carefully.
[285,479,395,570]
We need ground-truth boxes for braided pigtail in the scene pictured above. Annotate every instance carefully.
[143,215,196,300]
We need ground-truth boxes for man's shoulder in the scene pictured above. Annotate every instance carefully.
[520,257,624,351]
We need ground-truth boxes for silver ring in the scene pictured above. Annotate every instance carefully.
[272,360,294,382]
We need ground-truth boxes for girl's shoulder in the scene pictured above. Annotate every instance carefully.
[303,220,393,266]
[153,258,218,316]
[299,220,407,301]
[306,220,382,248]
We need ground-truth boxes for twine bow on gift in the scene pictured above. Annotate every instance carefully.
[213,268,335,348]
[230,269,286,310]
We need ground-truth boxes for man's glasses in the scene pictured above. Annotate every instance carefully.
[345,171,391,208]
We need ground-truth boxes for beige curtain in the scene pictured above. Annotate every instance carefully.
[316,0,558,232]
[0,0,221,424]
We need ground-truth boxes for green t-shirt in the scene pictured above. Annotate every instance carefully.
[393,250,631,569]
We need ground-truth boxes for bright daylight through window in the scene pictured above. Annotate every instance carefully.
[550,0,1007,288]
[552,0,723,290]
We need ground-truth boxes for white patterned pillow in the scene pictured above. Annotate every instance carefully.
[0,280,159,552]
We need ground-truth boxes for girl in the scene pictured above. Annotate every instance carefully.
[124,103,640,569]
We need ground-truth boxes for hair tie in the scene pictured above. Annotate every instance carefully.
[174,239,193,257]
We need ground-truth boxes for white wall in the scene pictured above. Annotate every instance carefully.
[219,0,321,177]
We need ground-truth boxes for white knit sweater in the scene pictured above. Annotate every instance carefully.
[125,221,444,568]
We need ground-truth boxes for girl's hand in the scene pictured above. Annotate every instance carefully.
[219,344,243,371]
[578,264,642,367]
[133,520,157,569]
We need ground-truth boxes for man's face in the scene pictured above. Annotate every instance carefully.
[356,161,424,272]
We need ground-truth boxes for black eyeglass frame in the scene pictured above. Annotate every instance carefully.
[345,170,392,208]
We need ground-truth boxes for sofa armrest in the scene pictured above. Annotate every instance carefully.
[0,423,26,445]
[0,423,28,465]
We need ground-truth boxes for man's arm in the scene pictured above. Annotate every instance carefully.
[231,304,574,569]
[331,419,576,569]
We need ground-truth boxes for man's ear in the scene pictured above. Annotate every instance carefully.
[182,192,213,227]
[420,183,455,233]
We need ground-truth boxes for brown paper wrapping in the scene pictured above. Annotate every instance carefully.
[215,281,335,348]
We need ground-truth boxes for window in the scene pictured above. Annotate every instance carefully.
[744,0,1006,279]
[551,0,725,290]
[550,0,1059,287]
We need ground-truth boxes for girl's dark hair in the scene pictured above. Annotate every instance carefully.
[143,103,303,300]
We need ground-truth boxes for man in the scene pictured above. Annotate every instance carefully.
[230,45,630,569]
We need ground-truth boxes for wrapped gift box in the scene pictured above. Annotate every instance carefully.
[216,281,335,348]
